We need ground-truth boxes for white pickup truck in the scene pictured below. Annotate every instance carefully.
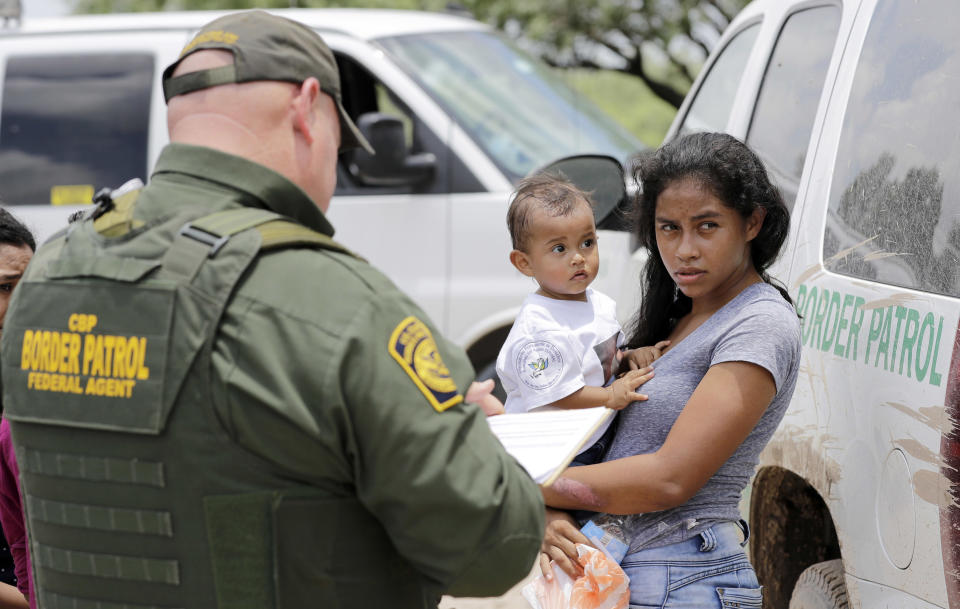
[0,7,644,381]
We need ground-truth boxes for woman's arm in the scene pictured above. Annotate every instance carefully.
[542,360,776,513]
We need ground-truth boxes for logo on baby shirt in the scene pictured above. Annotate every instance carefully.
[516,340,563,390]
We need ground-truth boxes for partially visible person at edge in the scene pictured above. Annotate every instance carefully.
[0,207,32,609]
[538,132,801,608]
[0,11,543,609]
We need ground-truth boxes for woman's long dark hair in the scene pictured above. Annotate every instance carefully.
[627,132,791,347]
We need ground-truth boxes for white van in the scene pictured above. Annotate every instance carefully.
[0,7,642,381]
[664,0,960,607]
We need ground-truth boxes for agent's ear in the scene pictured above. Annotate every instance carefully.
[509,249,535,277]
[291,77,322,146]
[745,207,767,242]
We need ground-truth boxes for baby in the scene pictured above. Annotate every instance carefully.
[496,173,665,465]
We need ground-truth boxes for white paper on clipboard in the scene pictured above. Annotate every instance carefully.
[487,407,613,486]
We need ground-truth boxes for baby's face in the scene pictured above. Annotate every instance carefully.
[522,201,599,301]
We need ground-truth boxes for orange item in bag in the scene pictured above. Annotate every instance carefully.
[522,544,629,609]
[570,544,629,609]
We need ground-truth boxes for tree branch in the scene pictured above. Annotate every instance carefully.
[574,29,686,108]
[675,12,711,58]
[697,3,730,32]
[702,0,737,23]
[583,28,636,63]
[640,35,696,86]
[578,57,607,71]
[686,27,713,58]
[624,52,686,108]
[667,50,697,84]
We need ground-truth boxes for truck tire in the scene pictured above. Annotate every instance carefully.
[788,559,849,609]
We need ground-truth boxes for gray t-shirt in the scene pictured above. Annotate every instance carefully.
[600,282,801,553]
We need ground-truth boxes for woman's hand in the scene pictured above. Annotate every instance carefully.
[539,508,591,580]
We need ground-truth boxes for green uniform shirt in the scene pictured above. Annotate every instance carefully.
[149,144,544,596]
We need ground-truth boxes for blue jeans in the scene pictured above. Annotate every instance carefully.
[622,520,761,609]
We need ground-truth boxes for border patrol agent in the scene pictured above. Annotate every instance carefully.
[0,11,544,608]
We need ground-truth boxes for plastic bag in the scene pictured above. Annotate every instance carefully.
[522,544,630,609]
[580,520,628,563]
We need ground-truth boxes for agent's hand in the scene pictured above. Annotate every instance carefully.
[539,508,590,580]
[465,379,505,416]
[623,340,670,370]
[604,367,654,410]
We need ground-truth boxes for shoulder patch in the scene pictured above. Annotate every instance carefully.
[516,340,564,390]
[388,316,462,413]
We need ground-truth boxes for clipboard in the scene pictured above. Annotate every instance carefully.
[487,407,613,486]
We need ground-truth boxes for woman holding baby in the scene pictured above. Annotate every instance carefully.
[539,132,801,608]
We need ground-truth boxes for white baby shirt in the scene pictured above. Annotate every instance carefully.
[497,288,624,446]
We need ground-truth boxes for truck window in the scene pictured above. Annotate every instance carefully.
[745,5,840,210]
[0,54,153,207]
[676,22,760,137]
[822,0,960,298]
[333,52,480,196]
[377,30,641,182]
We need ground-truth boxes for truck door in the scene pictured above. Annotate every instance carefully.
[323,36,469,334]
[0,30,189,243]
[785,1,960,605]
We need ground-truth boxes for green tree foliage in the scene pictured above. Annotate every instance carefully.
[71,0,746,109]
[565,68,676,147]
[462,0,748,108]
[73,0,442,12]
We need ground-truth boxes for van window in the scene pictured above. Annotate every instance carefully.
[822,0,960,297]
[746,5,840,209]
[677,22,760,137]
[0,54,153,207]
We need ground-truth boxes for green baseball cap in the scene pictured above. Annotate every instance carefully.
[162,10,373,154]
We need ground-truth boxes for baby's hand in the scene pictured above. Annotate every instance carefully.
[466,379,505,416]
[623,340,670,370]
[605,367,654,410]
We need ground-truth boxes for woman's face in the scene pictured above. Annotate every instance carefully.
[654,177,764,306]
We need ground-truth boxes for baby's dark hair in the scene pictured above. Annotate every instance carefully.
[507,173,594,251]
[628,132,792,347]
[0,206,36,252]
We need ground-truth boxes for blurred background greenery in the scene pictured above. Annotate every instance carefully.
[564,68,678,148]
[69,0,748,147]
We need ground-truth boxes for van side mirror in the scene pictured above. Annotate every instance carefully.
[348,112,436,187]
[531,155,628,230]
